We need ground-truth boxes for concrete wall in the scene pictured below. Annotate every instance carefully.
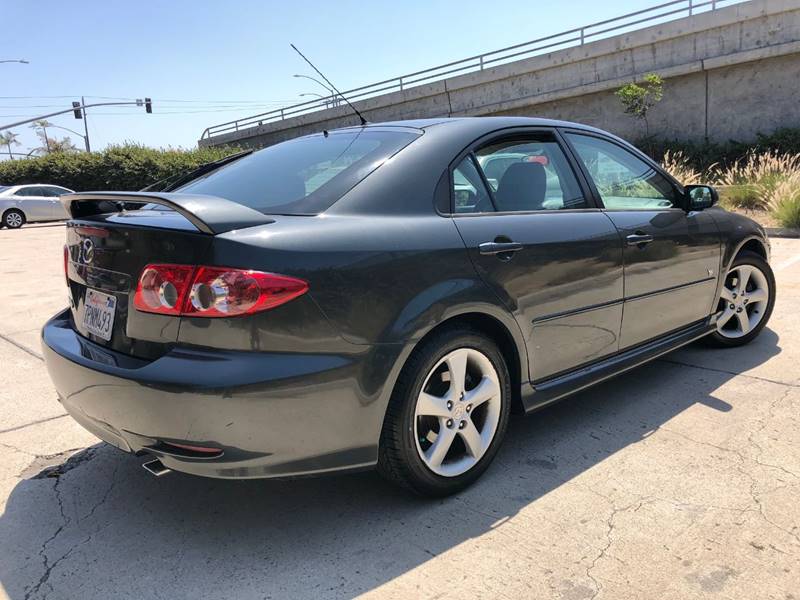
[200,0,800,148]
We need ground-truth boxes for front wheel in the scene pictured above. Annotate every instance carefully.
[378,326,511,497]
[704,251,775,347]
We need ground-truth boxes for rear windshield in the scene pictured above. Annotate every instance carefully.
[177,128,419,215]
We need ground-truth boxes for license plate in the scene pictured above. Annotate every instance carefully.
[83,289,116,341]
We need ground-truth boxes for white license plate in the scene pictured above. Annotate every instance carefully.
[83,289,116,342]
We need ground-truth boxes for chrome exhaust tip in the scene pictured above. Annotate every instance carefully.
[142,458,172,477]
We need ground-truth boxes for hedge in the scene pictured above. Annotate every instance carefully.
[640,127,800,169]
[4,127,800,192]
[0,144,241,192]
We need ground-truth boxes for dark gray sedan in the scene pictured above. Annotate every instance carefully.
[42,117,775,496]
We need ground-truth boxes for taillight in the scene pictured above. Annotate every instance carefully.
[133,264,195,315]
[63,245,69,285]
[133,264,308,318]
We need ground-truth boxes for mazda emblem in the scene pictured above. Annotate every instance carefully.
[81,239,95,264]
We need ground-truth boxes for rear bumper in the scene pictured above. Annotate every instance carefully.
[41,310,399,479]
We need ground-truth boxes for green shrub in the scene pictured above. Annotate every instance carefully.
[774,194,800,228]
[0,144,241,191]
[643,128,800,169]
[716,184,762,210]
[765,174,800,228]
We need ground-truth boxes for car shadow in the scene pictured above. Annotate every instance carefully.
[0,329,781,599]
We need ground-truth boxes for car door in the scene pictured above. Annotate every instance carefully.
[39,186,70,220]
[13,187,52,221]
[450,129,624,383]
[563,131,721,349]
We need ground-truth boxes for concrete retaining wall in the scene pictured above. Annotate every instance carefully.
[200,0,800,148]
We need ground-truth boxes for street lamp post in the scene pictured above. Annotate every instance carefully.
[293,74,338,106]
[299,92,331,108]
[47,124,90,152]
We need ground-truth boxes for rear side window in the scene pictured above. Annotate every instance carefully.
[177,129,419,215]
[451,132,586,213]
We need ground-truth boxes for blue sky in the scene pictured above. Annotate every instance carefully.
[2,0,650,155]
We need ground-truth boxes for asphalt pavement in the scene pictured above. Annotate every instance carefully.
[1,222,798,599]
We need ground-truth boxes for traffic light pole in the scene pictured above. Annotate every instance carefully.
[81,95,91,152]
[0,99,152,134]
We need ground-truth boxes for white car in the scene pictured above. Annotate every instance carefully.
[0,184,74,228]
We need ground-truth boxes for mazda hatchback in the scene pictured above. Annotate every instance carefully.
[42,117,774,496]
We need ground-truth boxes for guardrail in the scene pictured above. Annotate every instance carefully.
[201,0,745,141]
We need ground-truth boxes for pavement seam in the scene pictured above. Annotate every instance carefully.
[0,331,43,361]
[657,357,800,389]
[0,414,69,436]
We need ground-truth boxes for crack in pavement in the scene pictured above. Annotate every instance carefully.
[22,447,108,600]
[585,498,648,600]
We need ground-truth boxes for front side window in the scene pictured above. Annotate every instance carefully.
[473,135,586,212]
[177,128,419,215]
[566,133,677,209]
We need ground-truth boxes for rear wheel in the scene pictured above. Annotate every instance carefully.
[378,326,511,496]
[3,209,25,229]
[704,251,775,347]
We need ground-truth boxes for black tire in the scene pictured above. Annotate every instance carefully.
[703,250,775,348]
[378,326,511,497]
[2,209,25,229]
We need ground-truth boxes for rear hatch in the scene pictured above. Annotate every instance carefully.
[66,214,212,359]
[63,192,274,360]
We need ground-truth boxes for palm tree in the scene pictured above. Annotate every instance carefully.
[47,136,77,153]
[30,119,52,151]
[0,131,21,160]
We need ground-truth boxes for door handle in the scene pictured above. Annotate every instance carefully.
[626,233,654,247]
[479,241,523,256]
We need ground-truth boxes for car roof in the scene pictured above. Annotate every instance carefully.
[335,116,603,134]
[11,184,73,189]
[321,116,625,151]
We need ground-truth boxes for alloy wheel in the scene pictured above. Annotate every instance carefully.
[716,264,770,339]
[413,347,502,477]
[5,211,23,228]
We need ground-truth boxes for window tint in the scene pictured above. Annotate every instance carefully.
[452,156,493,213]
[44,186,72,196]
[15,187,41,197]
[566,134,677,209]
[177,129,419,215]
[473,136,586,212]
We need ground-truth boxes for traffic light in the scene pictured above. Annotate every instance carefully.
[145,98,152,114]
[72,101,82,119]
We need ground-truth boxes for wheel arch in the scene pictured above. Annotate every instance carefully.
[398,310,527,415]
[735,237,768,262]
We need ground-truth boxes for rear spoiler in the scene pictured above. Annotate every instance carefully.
[61,191,274,235]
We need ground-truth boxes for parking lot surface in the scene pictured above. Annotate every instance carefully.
[0,222,798,599]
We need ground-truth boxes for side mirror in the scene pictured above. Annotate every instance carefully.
[685,185,718,211]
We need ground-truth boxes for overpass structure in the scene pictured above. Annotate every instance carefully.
[199,0,800,149]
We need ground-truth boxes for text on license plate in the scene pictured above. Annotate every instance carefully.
[83,289,116,341]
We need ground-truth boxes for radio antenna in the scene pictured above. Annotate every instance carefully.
[290,44,367,126]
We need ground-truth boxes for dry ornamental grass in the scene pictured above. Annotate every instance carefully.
[660,149,800,228]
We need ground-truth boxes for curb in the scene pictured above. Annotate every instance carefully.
[766,228,800,239]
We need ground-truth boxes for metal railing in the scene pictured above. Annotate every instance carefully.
[201,0,743,140]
